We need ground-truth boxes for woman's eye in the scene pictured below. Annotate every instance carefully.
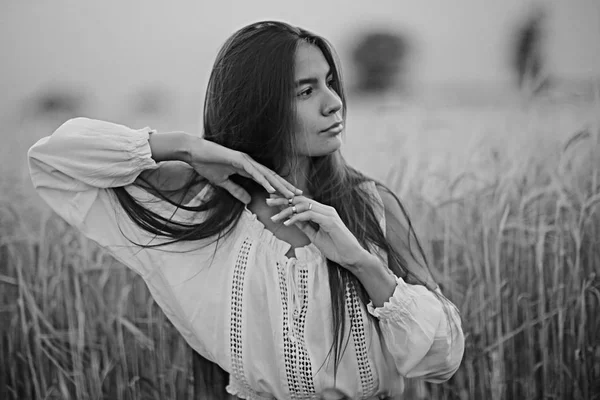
[298,88,312,97]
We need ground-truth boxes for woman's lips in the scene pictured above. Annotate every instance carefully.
[321,122,343,134]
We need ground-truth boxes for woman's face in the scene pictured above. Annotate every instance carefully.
[292,42,344,158]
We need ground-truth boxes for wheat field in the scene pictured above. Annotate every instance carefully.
[1,88,599,399]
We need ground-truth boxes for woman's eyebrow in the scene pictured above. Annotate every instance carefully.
[295,69,332,87]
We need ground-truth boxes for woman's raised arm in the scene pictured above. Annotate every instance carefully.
[27,117,197,275]
[28,118,163,225]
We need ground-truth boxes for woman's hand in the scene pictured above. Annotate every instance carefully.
[267,194,370,268]
[185,137,301,204]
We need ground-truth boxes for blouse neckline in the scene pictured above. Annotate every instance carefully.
[186,185,322,263]
[241,206,322,263]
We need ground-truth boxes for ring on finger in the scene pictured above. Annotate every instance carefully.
[292,205,297,214]
[288,197,294,205]
[308,202,313,211]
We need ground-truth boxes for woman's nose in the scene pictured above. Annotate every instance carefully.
[322,89,342,116]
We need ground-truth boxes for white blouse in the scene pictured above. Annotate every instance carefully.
[27,118,464,400]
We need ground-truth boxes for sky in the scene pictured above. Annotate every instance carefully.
[0,0,598,119]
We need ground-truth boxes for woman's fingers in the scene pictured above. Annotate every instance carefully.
[267,195,326,213]
[283,209,327,227]
[253,164,300,198]
[258,165,302,196]
[268,198,325,224]
[217,179,251,204]
[268,196,315,221]
[235,153,300,198]
[237,157,276,194]
[266,196,326,240]
[265,196,290,207]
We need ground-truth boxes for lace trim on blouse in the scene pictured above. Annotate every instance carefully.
[229,238,254,394]
[347,281,377,399]
[277,259,317,399]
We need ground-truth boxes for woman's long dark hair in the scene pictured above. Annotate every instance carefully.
[113,21,449,395]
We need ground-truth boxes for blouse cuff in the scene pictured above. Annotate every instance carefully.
[130,127,158,170]
[367,276,416,322]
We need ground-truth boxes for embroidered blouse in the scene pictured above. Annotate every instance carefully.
[27,118,464,400]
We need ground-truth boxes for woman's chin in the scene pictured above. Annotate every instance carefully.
[301,135,343,157]
[313,147,341,157]
[318,134,343,155]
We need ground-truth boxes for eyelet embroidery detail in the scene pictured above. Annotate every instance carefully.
[277,260,316,399]
[347,281,375,398]
[296,267,315,395]
[230,238,253,392]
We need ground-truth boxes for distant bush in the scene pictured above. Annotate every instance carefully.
[30,88,86,117]
[351,30,411,94]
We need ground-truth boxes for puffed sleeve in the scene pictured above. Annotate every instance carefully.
[27,117,206,276]
[367,278,464,382]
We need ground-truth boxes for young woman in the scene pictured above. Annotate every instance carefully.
[28,21,464,400]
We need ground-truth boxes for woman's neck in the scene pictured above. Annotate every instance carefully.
[281,156,312,197]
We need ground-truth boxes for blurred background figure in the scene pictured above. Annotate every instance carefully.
[511,4,551,95]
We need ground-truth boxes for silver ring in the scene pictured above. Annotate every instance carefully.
[292,205,297,214]
[308,202,313,211]
[288,197,294,205]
